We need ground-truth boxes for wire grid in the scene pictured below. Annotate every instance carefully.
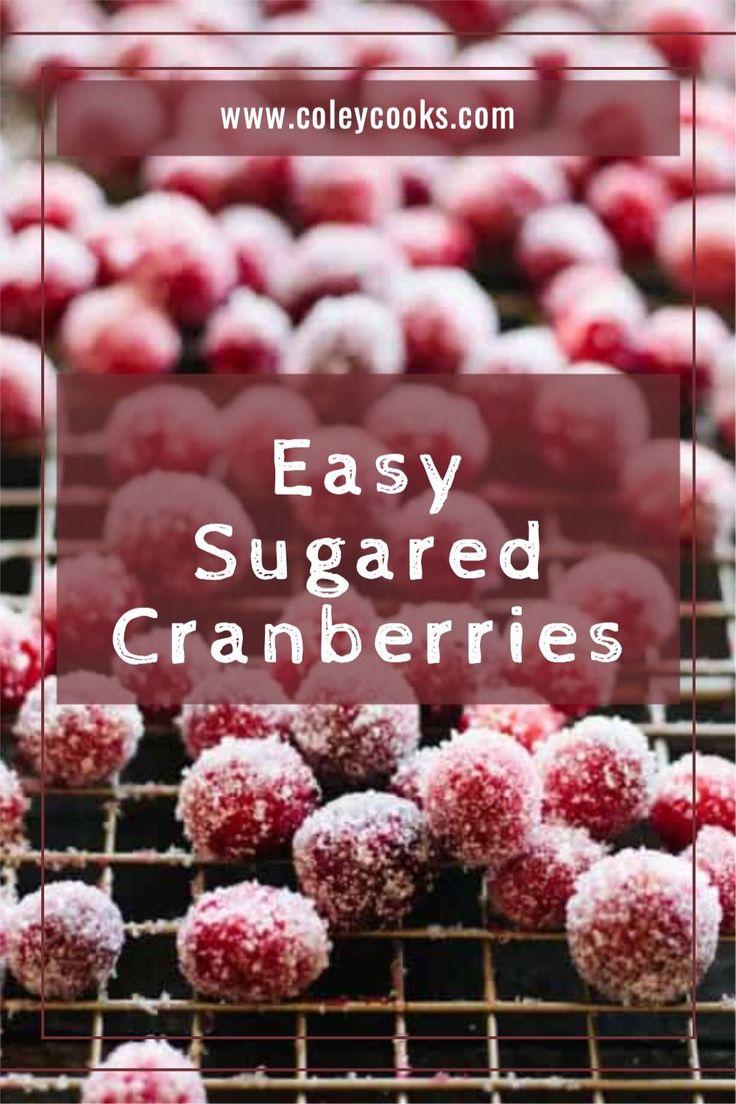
[1,434,734,1104]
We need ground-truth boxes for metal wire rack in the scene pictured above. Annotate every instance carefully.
[1,416,735,1104]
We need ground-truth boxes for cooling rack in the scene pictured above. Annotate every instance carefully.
[1,421,734,1104]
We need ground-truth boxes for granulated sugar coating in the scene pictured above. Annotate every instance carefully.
[293,667,420,787]
[487,823,607,931]
[536,715,657,841]
[682,825,736,934]
[0,759,28,843]
[8,881,124,999]
[177,736,320,860]
[0,601,50,710]
[81,1039,206,1104]
[425,729,541,868]
[293,792,431,932]
[55,552,142,664]
[390,746,443,809]
[14,674,143,786]
[566,848,721,1005]
[650,752,736,850]
[176,880,330,1002]
[0,334,56,442]
[285,294,404,376]
[461,693,564,753]
[177,669,296,759]
[113,626,211,719]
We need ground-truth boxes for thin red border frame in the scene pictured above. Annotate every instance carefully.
[0,19,723,1077]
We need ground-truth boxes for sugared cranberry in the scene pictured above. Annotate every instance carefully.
[2,161,104,234]
[14,673,143,785]
[626,0,718,71]
[177,736,320,859]
[390,746,443,809]
[488,823,606,930]
[177,880,330,1001]
[8,881,124,998]
[566,848,720,1003]
[586,163,672,258]
[290,156,399,228]
[177,668,295,759]
[81,1040,206,1104]
[536,715,657,840]
[657,196,735,306]
[0,603,50,710]
[294,791,431,930]
[461,694,564,753]
[650,753,736,849]
[0,334,55,441]
[61,285,181,375]
[112,626,211,717]
[553,282,646,371]
[285,294,404,376]
[517,203,619,285]
[143,154,233,212]
[385,207,473,269]
[682,825,736,934]
[0,760,28,843]
[1,225,96,336]
[425,729,541,867]
[203,288,291,374]
[55,552,142,669]
[636,305,730,392]
[218,205,293,297]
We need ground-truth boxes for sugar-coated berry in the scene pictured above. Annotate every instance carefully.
[461,694,564,753]
[682,826,736,934]
[0,225,96,336]
[391,267,498,374]
[553,279,647,371]
[516,203,619,285]
[500,7,596,81]
[622,439,735,550]
[218,205,293,297]
[226,154,292,211]
[0,602,51,710]
[177,880,330,1001]
[2,161,104,234]
[105,384,220,481]
[121,192,237,325]
[627,0,717,71]
[586,163,672,258]
[272,590,379,696]
[637,305,730,392]
[532,368,650,484]
[8,881,124,999]
[14,673,143,785]
[488,824,607,930]
[384,207,473,269]
[393,601,491,705]
[424,0,509,34]
[104,471,254,598]
[203,288,291,374]
[345,3,453,71]
[499,600,616,714]
[649,125,736,199]
[657,196,735,306]
[293,791,430,931]
[293,665,420,787]
[54,552,142,669]
[390,747,443,809]
[536,715,657,840]
[0,759,28,843]
[285,294,404,376]
[177,736,319,860]
[81,1039,206,1104]
[425,729,541,867]
[61,285,181,376]
[143,153,233,212]
[290,156,399,227]
[178,668,295,759]
[541,263,638,324]
[650,753,736,850]
[393,154,449,207]
[566,848,721,1004]
[442,156,569,251]
[364,382,489,487]
[113,626,211,716]
[0,335,56,441]
[222,384,318,500]
[279,224,405,320]
[553,551,678,656]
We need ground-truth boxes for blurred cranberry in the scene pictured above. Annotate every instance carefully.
[586,163,672,258]
[680,80,736,144]
[2,162,104,235]
[0,226,96,337]
[421,0,512,35]
[0,334,55,442]
[442,156,569,252]
[554,281,647,372]
[500,6,596,81]
[385,207,473,268]
[516,204,619,286]
[203,288,291,375]
[227,156,292,211]
[222,384,318,501]
[290,156,400,228]
[637,306,730,392]
[710,337,735,452]
[650,125,736,198]
[657,196,735,306]
[541,263,638,323]
[285,294,404,376]
[61,284,181,375]
[625,0,724,72]
[345,4,453,72]
[218,206,292,298]
[393,155,450,207]
[391,267,498,374]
